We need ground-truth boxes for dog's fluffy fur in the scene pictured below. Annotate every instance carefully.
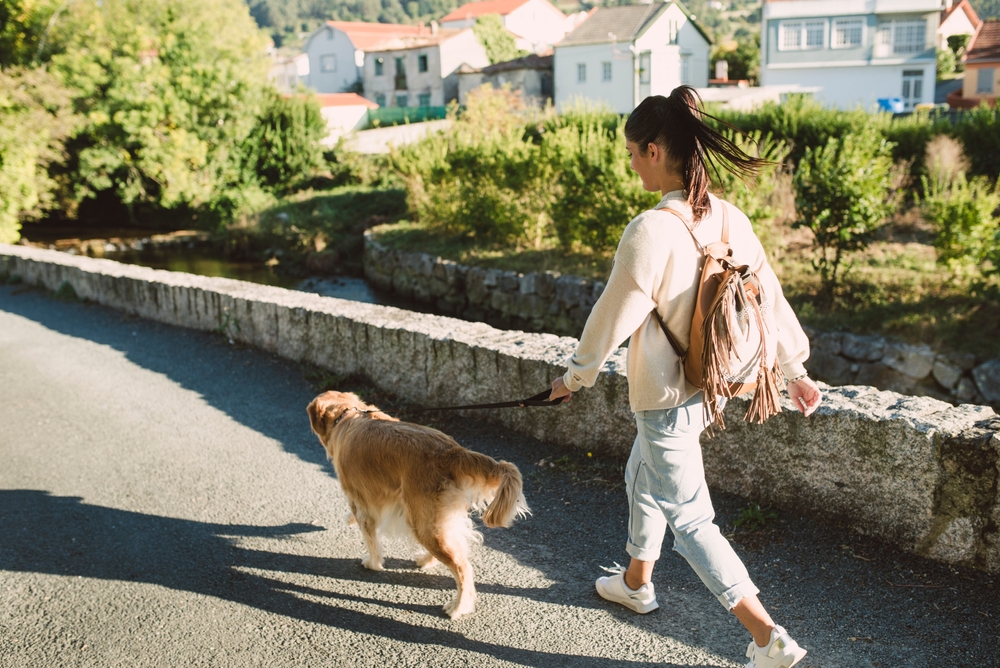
[307,391,529,619]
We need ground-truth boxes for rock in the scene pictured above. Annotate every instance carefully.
[955,377,979,402]
[932,360,964,391]
[535,271,558,299]
[804,348,852,385]
[497,272,520,292]
[972,359,1000,403]
[519,273,536,295]
[841,333,885,361]
[854,363,916,395]
[812,331,844,356]
[929,517,983,564]
[881,342,935,380]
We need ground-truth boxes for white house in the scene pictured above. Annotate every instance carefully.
[760,0,941,111]
[301,21,424,94]
[269,52,310,94]
[314,93,379,147]
[553,2,712,114]
[937,0,980,49]
[439,0,571,53]
[362,28,490,108]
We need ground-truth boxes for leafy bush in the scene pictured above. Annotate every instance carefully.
[473,14,526,65]
[953,106,1000,181]
[241,90,327,194]
[793,124,898,300]
[0,67,76,242]
[921,172,1000,277]
[936,48,957,79]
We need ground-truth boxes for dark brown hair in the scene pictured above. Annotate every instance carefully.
[624,86,768,222]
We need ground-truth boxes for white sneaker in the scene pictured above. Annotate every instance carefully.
[594,563,659,614]
[745,626,807,668]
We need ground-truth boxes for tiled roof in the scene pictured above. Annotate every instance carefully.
[557,2,710,47]
[557,3,664,46]
[313,93,379,109]
[480,51,553,74]
[326,21,425,51]
[966,19,1000,63]
[440,0,532,22]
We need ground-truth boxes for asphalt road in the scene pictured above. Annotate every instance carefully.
[1,283,997,668]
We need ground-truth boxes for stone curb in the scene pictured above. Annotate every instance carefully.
[2,243,999,572]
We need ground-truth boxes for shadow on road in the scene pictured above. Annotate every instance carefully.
[0,490,719,668]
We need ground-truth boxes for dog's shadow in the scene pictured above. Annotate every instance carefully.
[1,490,719,668]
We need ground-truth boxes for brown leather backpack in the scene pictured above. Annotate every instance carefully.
[651,202,784,429]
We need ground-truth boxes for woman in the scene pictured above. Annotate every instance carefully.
[548,87,822,668]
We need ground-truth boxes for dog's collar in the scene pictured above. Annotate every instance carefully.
[331,407,374,428]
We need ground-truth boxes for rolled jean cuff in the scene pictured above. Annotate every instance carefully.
[716,580,760,611]
[625,539,661,563]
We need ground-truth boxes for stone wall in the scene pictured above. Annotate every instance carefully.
[365,233,1000,411]
[3,243,999,572]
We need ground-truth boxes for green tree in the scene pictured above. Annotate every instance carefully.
[711,34,760,84]
[473,14,525,65]
[922,172,1000,277]
[793,125,897,301]
[937,47,957,79]
[0,0,63,67]
[0,67,76,242]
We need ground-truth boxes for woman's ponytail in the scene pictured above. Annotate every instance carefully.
[624,86,768,223]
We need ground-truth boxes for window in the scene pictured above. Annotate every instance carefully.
[902,69,924,109]
[877,20,926,56]
[667,19,679,45]
[602,61,612,82]
[418,93,431,107]
[396,94,408,107]
[639,52,651,84]
[375,93,386,107]
[375,57,384,76]
[977,68,995,95]
[577,63,586,82]
[779,20,825,51]
[320,54,337,72]
[395,57,405,75]
[418,54,428,73]
[681,55,690,84]
[832,18,863,49]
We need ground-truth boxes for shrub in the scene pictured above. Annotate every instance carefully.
[921,172,1000,277]
[240,90,327,195]
[793,124,898,301]
[953,105,1000,181]
[936,48,957,79]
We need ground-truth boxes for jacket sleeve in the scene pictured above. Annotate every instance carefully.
[562,259,655,392]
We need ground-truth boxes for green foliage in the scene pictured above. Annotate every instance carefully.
[473,14,526,65]
[711,34,760,85]
[0,67,76,243]
[970,0,1000,19]
[242,90,327,194]
[733,503,778,531]
[793,124,898,300]
[53,280,79,300]
[0,0,63,67]
[953,106,1000,181]
[936,48,957,80]
[947,33,972,58]
[921,172,1000,277]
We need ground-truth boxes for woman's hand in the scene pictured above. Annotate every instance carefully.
[550,376,573,403]
[787,376,822,417]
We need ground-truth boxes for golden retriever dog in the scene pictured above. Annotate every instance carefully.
[307,391,529,619]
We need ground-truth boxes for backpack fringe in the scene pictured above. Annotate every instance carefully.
[700,275,743,431]
[744,363,784,425]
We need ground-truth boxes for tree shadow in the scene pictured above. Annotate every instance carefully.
[0,490,720,668]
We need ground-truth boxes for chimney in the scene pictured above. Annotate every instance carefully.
[431,20,439,36]
[945,0,954,10]
[715,59,728,81]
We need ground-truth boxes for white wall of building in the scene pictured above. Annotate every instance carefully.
[505,0,571,51]
[303,26,362,93]
[938,6,978,48]
[764,62,935,109]
[554,43,635,113]
[320,106,373,147]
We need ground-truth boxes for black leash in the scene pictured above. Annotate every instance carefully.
[367,389,564,416]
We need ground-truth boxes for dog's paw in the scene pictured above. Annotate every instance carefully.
[415,551,439,570]
[361,556,384,571]
[443,596,476,620]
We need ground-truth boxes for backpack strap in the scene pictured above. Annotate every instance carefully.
[649,200,730,360]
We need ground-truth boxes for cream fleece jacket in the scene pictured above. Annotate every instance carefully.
[562,190,810,413]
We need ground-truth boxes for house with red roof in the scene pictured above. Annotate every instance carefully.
[302,21,426,94]
[313,94,380,146]
[937,0,980,50]
[949,19,1000,108]
[439,0,571,53]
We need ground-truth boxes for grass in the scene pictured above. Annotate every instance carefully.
[372,213,1000,360]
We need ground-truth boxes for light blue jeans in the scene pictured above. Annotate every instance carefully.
[625,392,760,610]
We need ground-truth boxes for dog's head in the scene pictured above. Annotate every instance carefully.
[307,391,372,442]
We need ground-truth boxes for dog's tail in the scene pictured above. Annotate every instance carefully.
[451,452,530,529]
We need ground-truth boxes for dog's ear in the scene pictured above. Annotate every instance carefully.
[307,397,328,436]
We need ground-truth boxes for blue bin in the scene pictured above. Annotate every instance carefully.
[877,97,905,113]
